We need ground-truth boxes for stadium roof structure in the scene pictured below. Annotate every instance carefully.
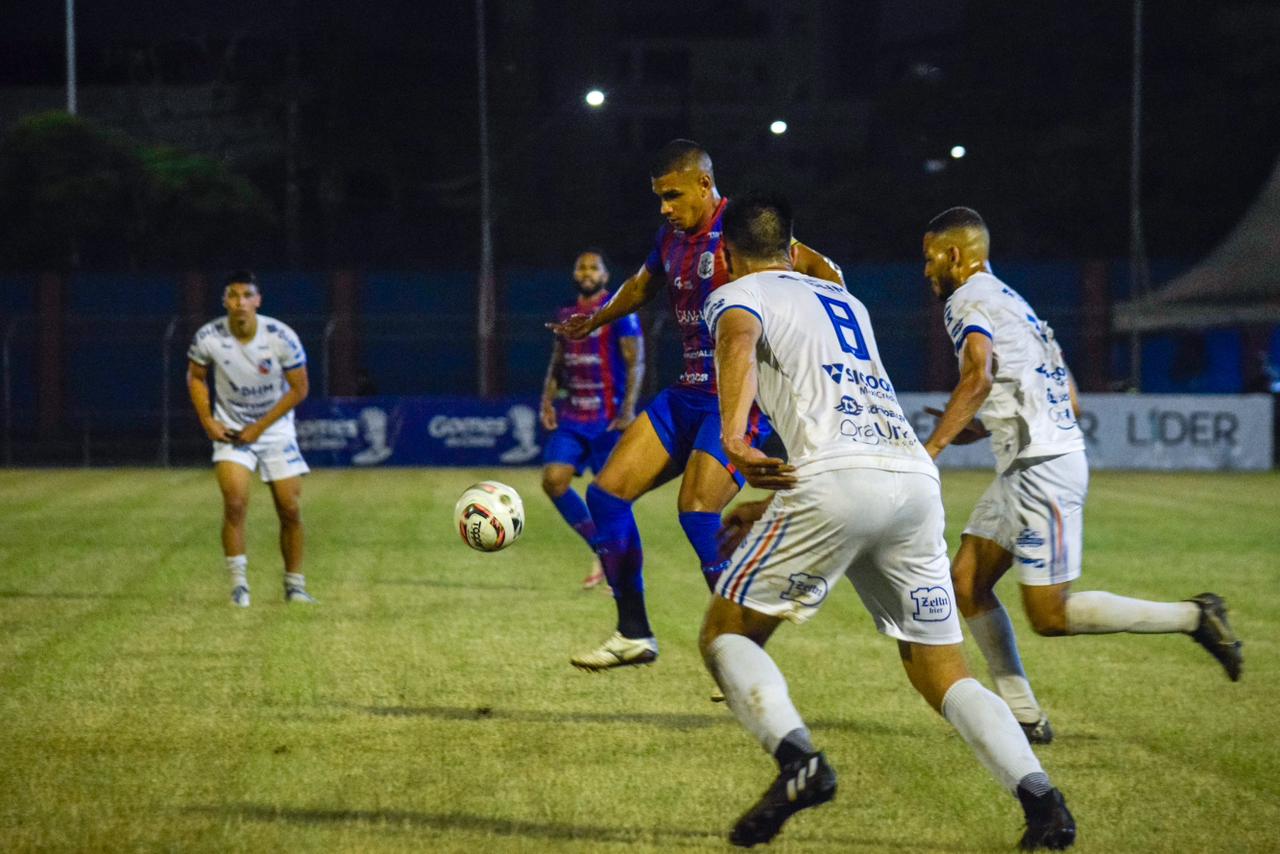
[1113,156,1280,332]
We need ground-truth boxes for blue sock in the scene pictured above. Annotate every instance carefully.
[550,488,597,548]
[679,510,731,591]
[586,483,651,638]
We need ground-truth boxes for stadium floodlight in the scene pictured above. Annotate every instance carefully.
[950,145,967,159]
[585,89,606,107]
[770,120,788,135]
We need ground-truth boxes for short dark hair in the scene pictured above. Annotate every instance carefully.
[722,191,793,260]
[649,139,713,179]
[576,248,611,272]
[223,269,258,289]
[926,207,986,234]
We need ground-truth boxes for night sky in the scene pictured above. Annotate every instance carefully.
[2,0,1278,272]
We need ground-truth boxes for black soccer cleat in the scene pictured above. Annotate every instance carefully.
[1020,717,1055,745]
[1017,786,1076,851]
[729,751,837,848]
[1187,593,1243,681]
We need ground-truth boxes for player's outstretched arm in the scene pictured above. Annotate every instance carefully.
[792,240,844,287]
[609,334,645,431]
[236,366,310,445]
[546,265,660,340]
[186,360,233,443]
[540,339,563,431]
[923,332,993,459]
[714,309,797,490]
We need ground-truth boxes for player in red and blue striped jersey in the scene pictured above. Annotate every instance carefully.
[541,251,645,590]
[549,140,844,672]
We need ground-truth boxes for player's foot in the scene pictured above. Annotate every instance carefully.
[730,751,837,848]
[1020,716,1054,745]
[231,585,251,608]
[285,585,317,604]
[581,558,606,590]
[570,631,657,671]
[1186,593,1242,681]
[1017,786,1076,850]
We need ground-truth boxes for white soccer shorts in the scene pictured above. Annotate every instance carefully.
[716,467,963,645]
[963,450,1088,587]
[212,429,310,482]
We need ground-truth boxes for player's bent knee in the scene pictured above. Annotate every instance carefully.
[541,470,570,498]
[1025,603,1068,636]
[222,498,248,523]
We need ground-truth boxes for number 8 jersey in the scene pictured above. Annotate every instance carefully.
[705,270,936,479]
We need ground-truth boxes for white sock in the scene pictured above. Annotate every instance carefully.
[942,677,1044,794]
[226,555,248,588]
[706,633,805,755]
[284,572,306,590]
[1065,591,1199,634]
[967,606,1043,724]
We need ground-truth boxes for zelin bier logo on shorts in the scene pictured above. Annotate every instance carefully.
[697,251,715,280]
[781,573,828,607]
[909,586,953,621]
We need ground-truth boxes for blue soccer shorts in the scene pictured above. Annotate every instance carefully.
[643,385,771,487]
[543,419,622,476]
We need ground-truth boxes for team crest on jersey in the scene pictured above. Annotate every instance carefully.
[910,586,953,621]
[697,251,715,280]
[257,358,273,375]
[834,395,863,416]
[781,573,828,606]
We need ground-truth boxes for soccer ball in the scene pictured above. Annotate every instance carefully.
[454,481,525,552]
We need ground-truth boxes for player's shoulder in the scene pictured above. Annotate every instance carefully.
[258,314,300,338]
[192,316,229,342]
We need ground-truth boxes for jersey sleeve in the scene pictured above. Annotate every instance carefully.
[273,322,307,370]
[703,282,763,338]
[643,227,666,276]
[614,312,643,338]
[946,291,996,354]
[187,325,213,365]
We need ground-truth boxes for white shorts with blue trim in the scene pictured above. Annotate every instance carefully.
[963,450,1088,587]
[212,426,310,483]
[716,466,963,645]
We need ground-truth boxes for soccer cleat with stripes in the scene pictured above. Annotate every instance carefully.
[231,585,251,608]
[570,631,657,671]
[1187,592,1242,681]
[1017,786,1076,850]
[729,751,837,848]
[581,558,607,590]
[285,585,317,604]
[1020,716,1054,745]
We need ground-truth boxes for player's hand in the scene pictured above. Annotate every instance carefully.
[717,497,773,559]
[540,400,558,431]
[607,410,636,432]
[924,406,990,445]
[203,419,235,443]
[724,436,797,490]
[546,312,595,341]
[235,422,265,445]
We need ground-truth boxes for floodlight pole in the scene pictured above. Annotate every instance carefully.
[65,0,77,114]
[475,0,498,397]
[1127,0,1149,391]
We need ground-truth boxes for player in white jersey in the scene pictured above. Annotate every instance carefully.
[921,207,1242,744]
[699,193,1074,850]
[186,271,315,608]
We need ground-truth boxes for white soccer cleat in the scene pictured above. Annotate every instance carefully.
[581,558,607,590]
[231,585,251,608]
[570,631,658,671]
[285,585,317,604]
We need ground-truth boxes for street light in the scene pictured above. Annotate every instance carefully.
[585,89,606,108]
[770,120,788,135]
[950,144,967,159]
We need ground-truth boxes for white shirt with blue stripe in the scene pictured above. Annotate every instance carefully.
[705,270,936,480]
[944,272,1084,472]
[188,314,307,440]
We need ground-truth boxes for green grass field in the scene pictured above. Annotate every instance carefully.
[1,467,1277,853]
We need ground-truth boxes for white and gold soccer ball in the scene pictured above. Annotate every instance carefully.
[454,481,525,552]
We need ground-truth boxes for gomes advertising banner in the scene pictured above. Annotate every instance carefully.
[897,393,1273,471]
[295,396,543,467]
